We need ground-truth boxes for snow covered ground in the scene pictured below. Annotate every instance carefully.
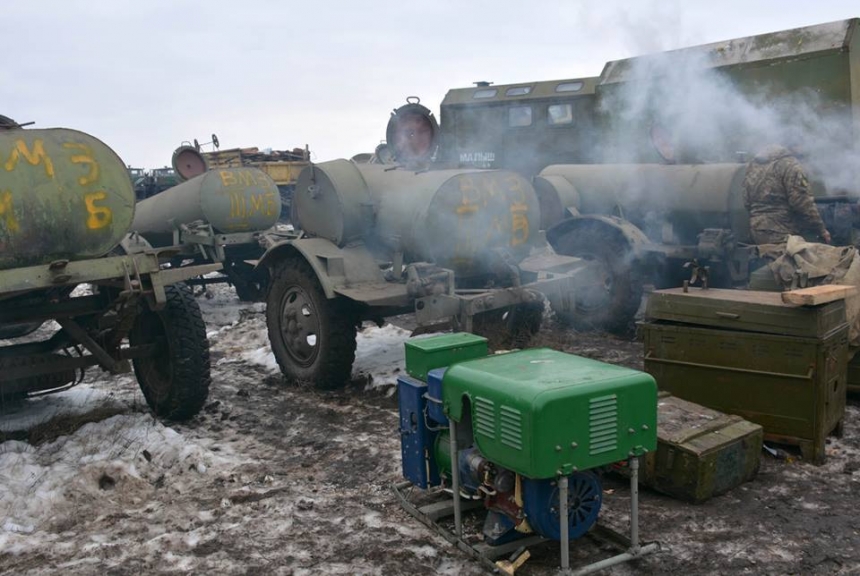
[0,285,482,576]
[1,284,859,575]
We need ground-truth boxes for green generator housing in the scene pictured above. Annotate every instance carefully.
[442,348,658,479]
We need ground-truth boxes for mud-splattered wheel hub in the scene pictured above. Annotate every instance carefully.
[280,286,320,366]
[575,252,613,312]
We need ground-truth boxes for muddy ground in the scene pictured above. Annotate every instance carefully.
[1,299,859,576]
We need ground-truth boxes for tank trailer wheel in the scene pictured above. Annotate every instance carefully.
[552,224,643,335]
[266,257,358,389]
[473,302,543,350]
[129,283,211,421]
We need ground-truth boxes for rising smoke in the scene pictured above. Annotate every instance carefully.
[597,20,860,193]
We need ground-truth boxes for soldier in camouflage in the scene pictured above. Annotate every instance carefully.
[742,144,831,245]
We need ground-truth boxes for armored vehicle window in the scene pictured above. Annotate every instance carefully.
[508,106,533,127]
[556,81,584,93]
[505,86,532,97]
[548,104,573,125]
[473,88,498,99]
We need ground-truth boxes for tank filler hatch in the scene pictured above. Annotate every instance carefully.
[172,145,210,181]
[385,97,439,166]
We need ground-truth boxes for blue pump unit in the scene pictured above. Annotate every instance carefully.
[397,375,440,489]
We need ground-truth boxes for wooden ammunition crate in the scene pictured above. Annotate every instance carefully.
[640,394,763,503]
[848,352,860,394]
[642,321,847,464]
[646,287,846,338]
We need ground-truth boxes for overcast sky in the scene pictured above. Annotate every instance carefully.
[3,1,857,169]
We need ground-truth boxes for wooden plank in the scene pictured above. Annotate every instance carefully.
[780,285,857,306]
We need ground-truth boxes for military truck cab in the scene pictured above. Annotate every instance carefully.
[438,77,603,175]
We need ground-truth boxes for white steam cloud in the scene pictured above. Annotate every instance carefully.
[598,20,860,193]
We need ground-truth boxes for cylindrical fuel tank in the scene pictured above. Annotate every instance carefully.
[0,128,135,271]
[535,163,750,243]
[292,160,540,275]
[132,167,281,246]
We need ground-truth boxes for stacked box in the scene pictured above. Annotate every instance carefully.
[848,353,860,394]
[642,288,847,465]
[640,394,763,503]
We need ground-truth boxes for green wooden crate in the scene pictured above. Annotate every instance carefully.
[646,287,846,338]
[848,352,860,394]
[640,394,763,503]
[404,333,488,381]
[642,321,847,464]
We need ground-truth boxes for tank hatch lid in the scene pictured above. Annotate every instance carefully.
[600,18,858,85]
[442,348,657,478]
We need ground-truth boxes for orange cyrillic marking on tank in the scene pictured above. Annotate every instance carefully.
[220,170,237,187]
[84,191,112,230]
[255,171,275,189]
[265,192,277,215]
[510,203,529,246]
[237,170,257,187]
[505,174,529,204]
[64,142,100,186]
[250,193,264,215]
[0,189,20,233]
[230,192,248,218]
[4,139,55,178]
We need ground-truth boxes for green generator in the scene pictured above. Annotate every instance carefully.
[397,336,659,573]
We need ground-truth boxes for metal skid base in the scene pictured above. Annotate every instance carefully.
[393,457,660,575]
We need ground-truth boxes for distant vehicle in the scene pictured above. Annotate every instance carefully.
[132,166,181,201]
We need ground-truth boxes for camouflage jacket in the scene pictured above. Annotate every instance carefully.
[742,145,827,245]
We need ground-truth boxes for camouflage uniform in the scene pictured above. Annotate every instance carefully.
[742,145,827,245]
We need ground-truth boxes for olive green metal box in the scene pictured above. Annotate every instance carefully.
[404,333,489,382]
[848,353,860,394]
[646,288,847,338]
[443,348,658,479]
[641,394,763,503]
[642,290,847,464]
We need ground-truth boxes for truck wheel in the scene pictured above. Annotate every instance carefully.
[551,225,642,334]
[129,283,210,421]
[266,257,358,389]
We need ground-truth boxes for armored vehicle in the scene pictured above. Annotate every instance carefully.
[432,18,860,331]
[0,119,216,420]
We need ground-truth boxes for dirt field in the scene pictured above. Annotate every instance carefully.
[1,295,859,576]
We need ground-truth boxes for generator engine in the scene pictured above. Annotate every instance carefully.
[398,334,657,566]
[398,335,658,553]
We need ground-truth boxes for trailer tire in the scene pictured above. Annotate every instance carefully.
[266,257,358,389]
[473,301,544,350]
[551,224,642,335]
[130,283,210,421]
